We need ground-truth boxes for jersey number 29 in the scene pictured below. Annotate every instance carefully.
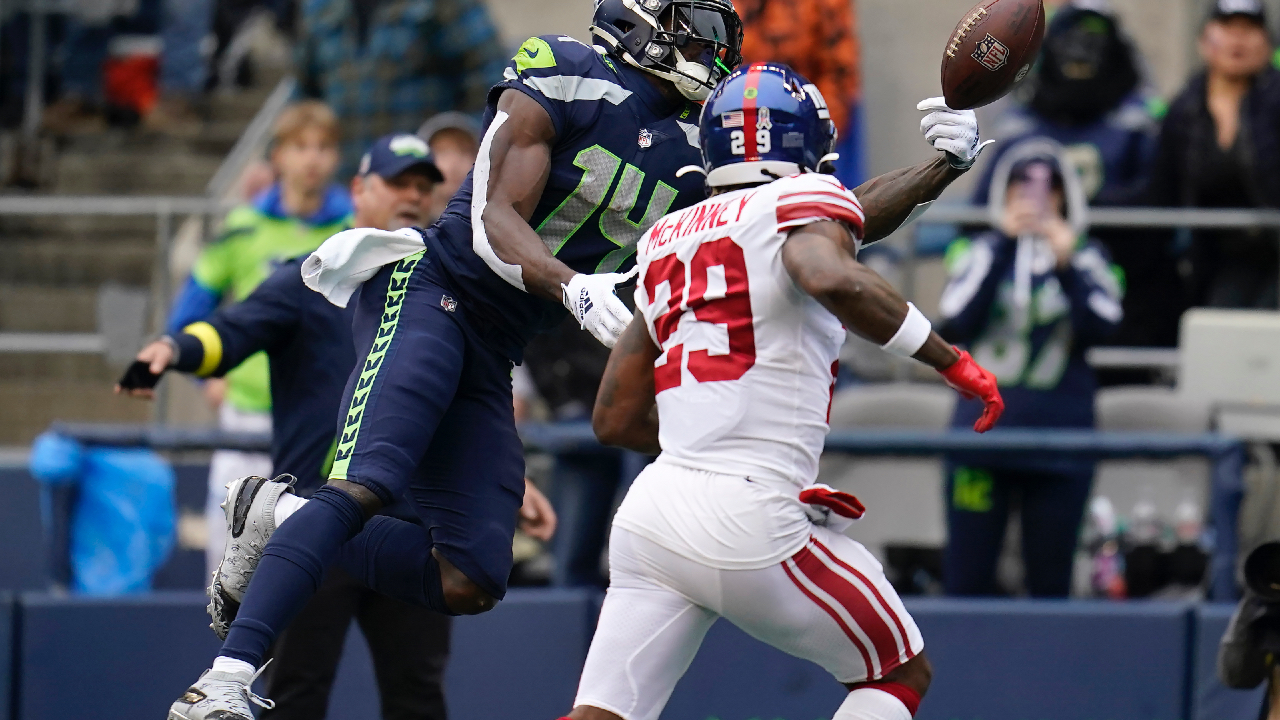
[644,236,757,393]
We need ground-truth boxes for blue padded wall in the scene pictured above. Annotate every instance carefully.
[1194,603,1266,720]
[0,594,12,720]
[663,599,1194,720]
[18,592,220,720]
[665,619,846,720]
[446,588,595,719]
[0,470,48,592]
[326,588,597,720]
[912,599,1192,720]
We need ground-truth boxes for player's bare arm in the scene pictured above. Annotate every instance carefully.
[478,89,575,302]
[781,220,1004,432]
[592,316,662,454]
[855,155,964,244]
[782,221,958,370]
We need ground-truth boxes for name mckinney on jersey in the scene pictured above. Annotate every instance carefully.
[643,190,760,253]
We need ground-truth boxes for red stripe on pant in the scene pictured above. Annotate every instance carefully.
[792,543,903,674]
[811,536,914,654]
[780,557,875,672]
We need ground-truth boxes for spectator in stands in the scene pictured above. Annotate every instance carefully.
[973,0,1177,347]
[417,111,481,222]
[38,0,162,134]
[296,0,506,177]
[166,100,351,576]
[1148,0,1280,310]
[735,0,861,183]
[145,0,213,133]
[938,142,1123,597]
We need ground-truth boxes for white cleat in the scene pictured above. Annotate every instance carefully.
[167,665,274,720]
[207,474,296,639]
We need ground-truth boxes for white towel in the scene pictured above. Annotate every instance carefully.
[301,227,426,307]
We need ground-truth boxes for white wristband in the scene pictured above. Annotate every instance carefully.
[881,302,931,358]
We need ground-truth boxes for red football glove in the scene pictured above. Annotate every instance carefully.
[938,349,1004,433]
[799,485,866,520]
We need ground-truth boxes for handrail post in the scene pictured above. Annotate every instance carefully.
[153,202,174,424]
[22,0,46,139]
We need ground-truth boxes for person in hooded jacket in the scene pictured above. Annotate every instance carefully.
[972,0,1176,349]
[939,143,1124,597]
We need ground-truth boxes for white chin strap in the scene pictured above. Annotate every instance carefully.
[615,48,715,101]
[670,60,714,101]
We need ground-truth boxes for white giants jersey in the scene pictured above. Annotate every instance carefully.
[633,173,865,494]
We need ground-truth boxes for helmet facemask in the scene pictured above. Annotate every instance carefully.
[613,0,744,102]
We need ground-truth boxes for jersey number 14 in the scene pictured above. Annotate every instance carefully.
[537,145,679,273]
[644,236,757,393]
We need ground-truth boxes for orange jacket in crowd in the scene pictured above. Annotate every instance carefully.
[734,0,860,135]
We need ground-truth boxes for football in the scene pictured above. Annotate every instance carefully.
[941,0,1046,110]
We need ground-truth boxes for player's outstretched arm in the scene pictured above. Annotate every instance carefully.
[782,221,1004,432]
[855,98,990,244]
[592,316,662,454]
[854,155,963,244]
[477,90,574,301]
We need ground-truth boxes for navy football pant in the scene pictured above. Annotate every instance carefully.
[221,252,525,667]
[943,463,1093,597]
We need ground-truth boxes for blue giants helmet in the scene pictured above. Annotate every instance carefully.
[695,63,838,188]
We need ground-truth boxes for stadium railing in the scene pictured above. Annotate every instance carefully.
[50,420,1249,600]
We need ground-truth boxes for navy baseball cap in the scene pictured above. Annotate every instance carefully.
[358,133,444,182]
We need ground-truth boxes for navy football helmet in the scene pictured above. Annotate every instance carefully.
[591,0,743,101]
[691,63,839,187]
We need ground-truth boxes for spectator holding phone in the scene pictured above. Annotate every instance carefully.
[937,141,1124,597]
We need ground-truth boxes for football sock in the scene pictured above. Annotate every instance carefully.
[833,683,921,720]
[219,484,366,666]
[334,514,451,614]
[273,492,308,527]
[211,656,256,677]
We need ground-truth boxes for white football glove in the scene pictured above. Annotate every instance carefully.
[561,269,638,348]
[918,97,994,170]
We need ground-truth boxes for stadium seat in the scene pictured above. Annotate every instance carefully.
[823,384,955,561]
[1094,387,1212,546]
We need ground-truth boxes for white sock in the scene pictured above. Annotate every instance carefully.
[211,656,256,678]
[273,493,308,527]
[833,688,914,720]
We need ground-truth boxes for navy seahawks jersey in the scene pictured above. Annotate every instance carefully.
[424,35,707,357]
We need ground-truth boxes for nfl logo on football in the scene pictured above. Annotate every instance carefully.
[638,129,653,149]
[972,33,1010,71]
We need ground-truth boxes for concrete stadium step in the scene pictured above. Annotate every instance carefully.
[0,353,124,382]
[0,285,99,333]
[0,72,280,444]
[54,150,224,196]
[0,239,154,286]
[0,378,150,445]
